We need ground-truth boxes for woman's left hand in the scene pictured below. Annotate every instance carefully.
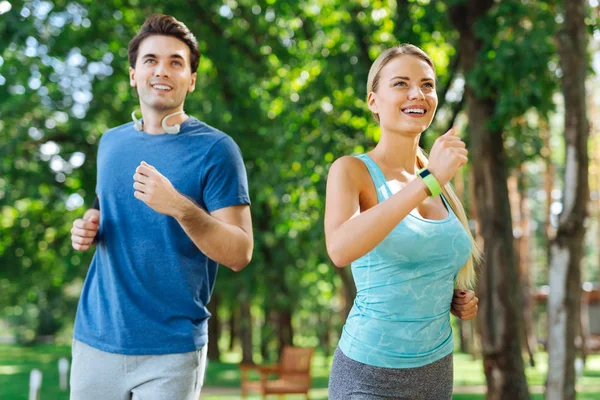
[450,289,478,321]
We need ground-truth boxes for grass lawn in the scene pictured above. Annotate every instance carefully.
[1,344,600,399]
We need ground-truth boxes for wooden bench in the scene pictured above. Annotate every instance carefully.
[239,346,315,399]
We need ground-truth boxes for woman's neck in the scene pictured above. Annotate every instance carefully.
[370,130,421,174]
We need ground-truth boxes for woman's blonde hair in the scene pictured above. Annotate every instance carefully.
[367,44,482,289]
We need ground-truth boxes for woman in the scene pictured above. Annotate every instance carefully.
[325,44,482,399]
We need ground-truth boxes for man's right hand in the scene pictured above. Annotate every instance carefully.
[71,209,100,251]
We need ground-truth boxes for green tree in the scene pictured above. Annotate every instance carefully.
[447,0,561,398]
[546,0,591,398]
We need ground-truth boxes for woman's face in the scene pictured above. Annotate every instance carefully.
[368,55,438,135]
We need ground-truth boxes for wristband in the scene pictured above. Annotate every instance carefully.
[417,168,442,197]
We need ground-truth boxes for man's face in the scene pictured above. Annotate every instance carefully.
[129,35,197,112]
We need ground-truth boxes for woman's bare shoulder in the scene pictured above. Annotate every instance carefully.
[329,155,369,178]
[328,155,373,200]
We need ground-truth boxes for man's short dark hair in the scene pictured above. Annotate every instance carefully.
[128,14,200,73]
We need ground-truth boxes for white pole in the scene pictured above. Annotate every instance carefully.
[575,358,584,380]
[29,369,42,400]
[58,357,69,390]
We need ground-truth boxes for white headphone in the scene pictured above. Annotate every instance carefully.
[131,110,185,134]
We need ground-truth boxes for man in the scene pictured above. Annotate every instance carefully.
[69,14,252,400]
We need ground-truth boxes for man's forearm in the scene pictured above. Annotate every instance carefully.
[173,196,252,271]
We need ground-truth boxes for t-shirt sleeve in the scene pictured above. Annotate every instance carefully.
[202,136,251,213]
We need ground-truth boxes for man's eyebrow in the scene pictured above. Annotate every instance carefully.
[141,54,186,60]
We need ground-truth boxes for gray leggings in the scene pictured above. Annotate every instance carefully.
[328,347,453,400]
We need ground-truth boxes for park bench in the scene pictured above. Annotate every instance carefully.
[239,346,314,399]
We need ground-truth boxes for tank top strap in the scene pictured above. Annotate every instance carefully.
[354,154,392,203]
[439,192,455,217]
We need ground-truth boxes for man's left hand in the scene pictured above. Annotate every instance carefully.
[450,289,478,321]
[133,161,182,216]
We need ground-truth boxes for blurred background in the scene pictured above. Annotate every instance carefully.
[1,0,600,399]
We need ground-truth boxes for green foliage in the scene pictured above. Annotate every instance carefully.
[0,0,460,345]
[466,0,560,167]
[0,0,597,353]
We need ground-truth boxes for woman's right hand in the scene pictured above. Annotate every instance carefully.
[427,128,468,186]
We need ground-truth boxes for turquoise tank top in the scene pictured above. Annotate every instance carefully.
[337,154,472,368]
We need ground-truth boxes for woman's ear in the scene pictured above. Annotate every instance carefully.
[367,91,378,114]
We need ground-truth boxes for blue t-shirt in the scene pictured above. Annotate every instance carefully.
[338,154,471,368]
[73,117,250,355]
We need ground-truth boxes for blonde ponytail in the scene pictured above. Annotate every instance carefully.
[416,148,482,289]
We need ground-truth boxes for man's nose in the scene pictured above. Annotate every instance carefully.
[153,61,169,77]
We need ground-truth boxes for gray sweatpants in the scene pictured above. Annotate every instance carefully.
[328,347,453,400]
[70,339,207,400]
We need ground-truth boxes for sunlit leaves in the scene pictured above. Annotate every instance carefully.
[0,0,583,350]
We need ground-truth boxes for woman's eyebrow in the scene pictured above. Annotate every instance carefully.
[389,76,435,82]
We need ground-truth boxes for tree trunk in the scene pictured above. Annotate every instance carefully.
[458,320,471,355]
[519,170,537,366]
[270,262,294,357]
[590,90,600,294]
[546,0,590,398]
[260,305,273,361]
[473,128,530,400]
[449,1,530,398]
[455,170,471,354]
[272,261,294,356]
[467,169,483,359]
[508,171,536,367]
[228,307,237,351]
[276,309,294,356]
[596,142,600,285]
[240,298,254,364]
[580,288,591,365]
[207,293,221,360]
[541,117,556,272]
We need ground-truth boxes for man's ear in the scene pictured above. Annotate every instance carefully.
[188,72,197,93]
[367,91,378,114]
[129,67,136,87]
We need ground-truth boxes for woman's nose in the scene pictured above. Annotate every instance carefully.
[407,85,425,100]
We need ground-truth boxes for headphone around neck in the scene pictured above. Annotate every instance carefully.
[131,110,185,134]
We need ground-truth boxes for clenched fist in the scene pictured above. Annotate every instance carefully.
[450,289,479,321]
[71,210,100,251]
[133,161,183,216]
[427,128,468,187]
